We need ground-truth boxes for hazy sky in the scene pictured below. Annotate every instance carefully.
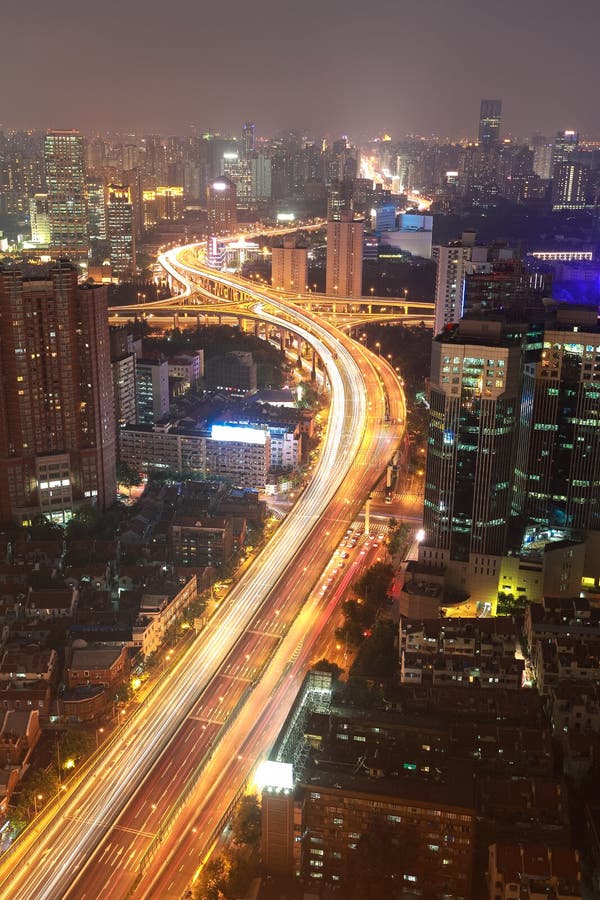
[2,0,599,140]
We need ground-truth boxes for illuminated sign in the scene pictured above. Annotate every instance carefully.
[212,181,228,192]
[211,424,267,445]
[276,213,295,222]
[254,760,294,791]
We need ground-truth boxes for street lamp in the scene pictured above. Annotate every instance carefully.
[33,793,43,816]
[96,726,104,748]
[375,341,381,356]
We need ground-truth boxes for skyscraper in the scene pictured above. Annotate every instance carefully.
[0,263,116,523]
[512,306,600,532]
[532,134,554,180]
[552,130,579,169]
[326,211,363,297]
[423,317,522,562]
[551,162,589,210]
[242,122,256,159]
[206,177,237,234]
[106,184,136,277]
[44,129,88,259]
[478,100,502,147]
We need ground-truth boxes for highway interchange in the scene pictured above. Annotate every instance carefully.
[0,233,405,899]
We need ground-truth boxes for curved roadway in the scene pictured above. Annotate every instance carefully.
[0,241,404,900]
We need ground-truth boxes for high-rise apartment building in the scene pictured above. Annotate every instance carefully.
[250,155,272,201]
[0,263,116,523]
[206,177,237,234]
[532,134,554,180]
[478,100,502,147]
[85,179,107,241]
[551,162,589,210]
[136,358,170,424]
[271,236,308,292]
[106,184,136,277]
[44,130,88,259]
[326,211,363,297]
[29,194,51,245]
[423,318,523,562]
[110,328,138,429]
[432,231,477,334]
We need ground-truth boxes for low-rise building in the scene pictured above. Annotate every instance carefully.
[0,709,41,814]
[204,351,257,395]
[132,575,197,656]
[66,644,130,690]
[169,516,234,569]
[26,585,78,619]
[488,843,581,900]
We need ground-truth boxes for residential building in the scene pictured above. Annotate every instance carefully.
[66,644,129,690]
[0,264,116,524]
[119,422,271,489]
[167,351,204,390]
[204,351,257,395]
[250,154,272,201]
[169,516,234,568]
[136,358,170,424]
[132,575,197,656]
[110,328,138,428]
[432,231,477,333]
[325,211,363,297]
[488,844,581,900]
[271,236,308,292]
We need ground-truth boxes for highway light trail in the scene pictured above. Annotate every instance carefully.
[0,234,403,899]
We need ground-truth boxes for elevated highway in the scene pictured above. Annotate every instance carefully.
[0,241,406,899]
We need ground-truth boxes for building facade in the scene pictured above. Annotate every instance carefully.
[325,211,363,298]
[0,264,116,523]
[44,130,88,260]
[271,236,308,292]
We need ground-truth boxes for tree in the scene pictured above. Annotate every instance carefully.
[351,621,397,678]
[58,728,95,769]
[65,504,102,542]
[231,793,261,846]
[311,658,343,678]
[353,562,394,610]
[29,514,63,541]
[116,462,142,489]
[194,855,229,900]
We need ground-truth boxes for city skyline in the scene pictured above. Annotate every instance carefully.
[1,0,599,139]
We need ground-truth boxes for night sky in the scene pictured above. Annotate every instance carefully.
[3,0,599,139]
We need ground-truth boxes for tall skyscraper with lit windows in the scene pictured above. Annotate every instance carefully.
[44,129,88,259]
[478,100,502,147]
[106,184,136,277]
[207,177,237,234]
[0,263,116,524]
